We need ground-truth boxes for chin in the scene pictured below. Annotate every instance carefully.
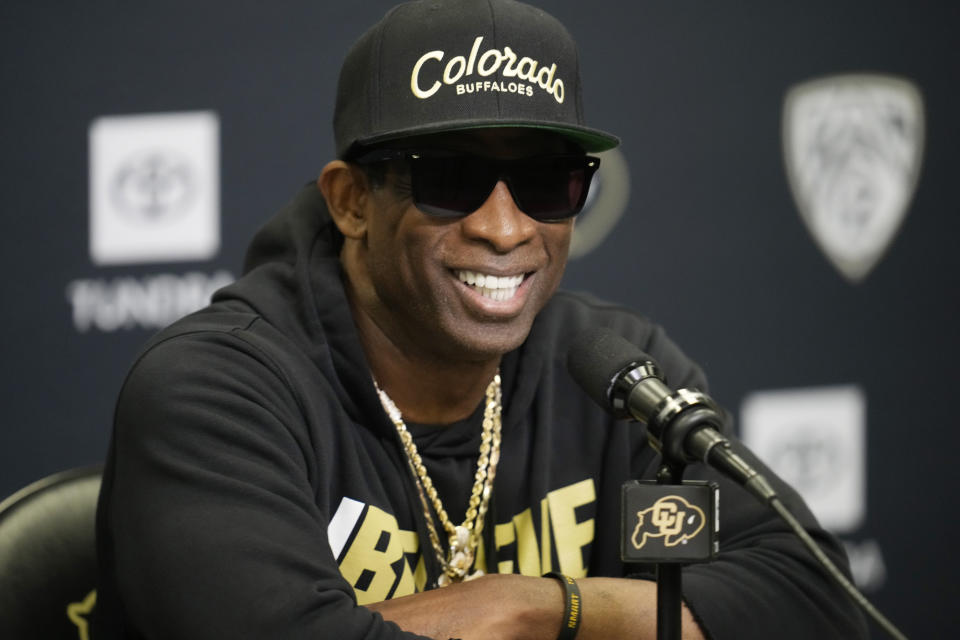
[445,321,533,362]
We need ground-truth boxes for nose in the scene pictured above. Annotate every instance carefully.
[459,180,537,252]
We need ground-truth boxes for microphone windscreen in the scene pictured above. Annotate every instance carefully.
[566,327,650,411]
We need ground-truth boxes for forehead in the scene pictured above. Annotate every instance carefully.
[389,127,577,158]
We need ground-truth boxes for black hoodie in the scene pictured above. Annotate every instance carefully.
[96,184,867,638]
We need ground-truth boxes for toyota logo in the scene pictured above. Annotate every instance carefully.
[110,149,196,222]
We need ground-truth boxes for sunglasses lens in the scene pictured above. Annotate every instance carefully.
[408,154,599,220]
[510,156,597,220]
[411,157,497,218]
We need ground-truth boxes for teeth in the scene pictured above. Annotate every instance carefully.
[457,270,525,301]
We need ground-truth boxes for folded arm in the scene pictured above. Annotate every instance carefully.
[367,574,704,640]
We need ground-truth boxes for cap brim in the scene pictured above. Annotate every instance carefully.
[353,120,620,154]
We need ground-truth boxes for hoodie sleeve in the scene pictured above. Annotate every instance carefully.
[670,442,870,639]
[96,329,431,640]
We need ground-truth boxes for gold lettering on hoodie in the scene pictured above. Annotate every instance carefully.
[331,478,596,603]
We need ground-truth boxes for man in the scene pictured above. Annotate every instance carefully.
[96,1,868,638]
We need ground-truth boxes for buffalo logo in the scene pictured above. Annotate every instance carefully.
[631,496,705,550]
[110,149,196,223]
[783,74,924,283]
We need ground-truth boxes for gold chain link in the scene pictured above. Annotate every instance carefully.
[375,372,502,586]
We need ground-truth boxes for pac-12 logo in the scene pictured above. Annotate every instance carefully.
[782,74,924,283]
[630,495,705,550]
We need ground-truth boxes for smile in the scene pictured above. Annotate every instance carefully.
[456,270,525,302]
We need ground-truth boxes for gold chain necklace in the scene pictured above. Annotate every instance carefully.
[375,372,502,587]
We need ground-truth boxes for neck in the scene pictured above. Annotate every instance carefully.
[347,288,501,426]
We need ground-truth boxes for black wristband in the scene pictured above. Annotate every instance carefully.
[544,572,581,640]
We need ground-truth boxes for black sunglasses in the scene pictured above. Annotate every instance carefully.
[354,149,600,221]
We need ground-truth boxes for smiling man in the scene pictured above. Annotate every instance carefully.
[96,1,867,639]
[323,129,584,426]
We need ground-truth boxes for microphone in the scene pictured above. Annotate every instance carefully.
[568,328,912,639]
[567,327,776,503]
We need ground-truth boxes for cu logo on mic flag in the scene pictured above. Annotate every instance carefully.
[782,74,924,283]
[621,481,717,564]
[630,495,706,550]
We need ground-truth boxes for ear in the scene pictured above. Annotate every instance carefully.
[317,160,370,239]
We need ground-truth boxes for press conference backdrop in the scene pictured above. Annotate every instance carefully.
[2,1,956,637]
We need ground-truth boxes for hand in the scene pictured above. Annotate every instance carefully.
[367,574,562,640]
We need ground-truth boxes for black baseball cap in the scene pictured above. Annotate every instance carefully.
[333,0,620,158]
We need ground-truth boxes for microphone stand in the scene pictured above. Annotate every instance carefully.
[620,411,720,640]
[654,460,687,640]
[651,407,718,640]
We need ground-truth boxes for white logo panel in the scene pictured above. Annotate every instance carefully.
[89,111,220,265]
[741,385,866,533]
[783,74,924,283]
